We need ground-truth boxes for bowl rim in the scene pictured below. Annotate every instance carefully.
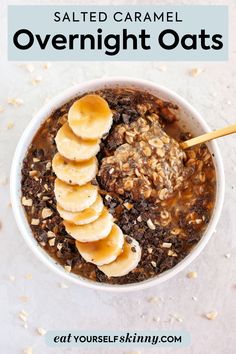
[10,76,225,292]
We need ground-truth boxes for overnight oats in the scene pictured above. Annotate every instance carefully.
[21,88,216,285]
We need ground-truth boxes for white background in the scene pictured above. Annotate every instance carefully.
[0,0,236,353]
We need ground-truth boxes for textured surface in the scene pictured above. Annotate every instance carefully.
[0,0,236,353]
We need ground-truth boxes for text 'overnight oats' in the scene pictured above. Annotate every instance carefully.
[21,88,216,284]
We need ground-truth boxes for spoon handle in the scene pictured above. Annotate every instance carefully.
[180,123,236,149]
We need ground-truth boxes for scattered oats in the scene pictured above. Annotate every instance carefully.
[124,202,133,210]
[168,250,177,257]
[190,68,203,77]
[40,241,46,246]
[31,75,42,85]
[42,196,50,201]
[224,253,231,259]
[37,327,47,336]
[43,62,51,69]
[23,347,33,354]
[48,238,55,247]
[7,121,14,129]
[187,271,198,279]
[33,158,40,163]
[24,273,33,280]
[158,64,167,72]
[0,105,4,113]
[137,216,142,222]
[192,296,198,301]
[161,242,172,249]
[19,296,29,303]
[22,197,33,206]
[147,218,156,230]
[64,265,72,272]
[109,167,114,174]
[59,282,69,289]
[206,311,218,320]
[47,231,56,238]
[147,247,153,254]
[8,98,24,106]
[148,296,159,304]
[42,207,53,219]
[9,275,15,282]
[19,310,28,322]
[45,161,52,170]
[44,183,49,191]
[151,261,157,267]
[25,63,35,73]
[31,218,39,225]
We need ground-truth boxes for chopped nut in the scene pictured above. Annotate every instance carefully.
[19,296,29,303]
[41,208,53,219]
[109,167,114,174]
[7,121,14,129]
[151,261,157,267]
[9,275,15,282]
[48,238,55,247]
[8,97,24,106]
[31,218,39,225]
[147,219,156,230]
[190,68,203,77]
[45,161,51,170]
[29,170,38,177]
[161,242,172,249]
[147,247,153,254]
[137,216,142,222]
[64,265,72,272]
[43,62,51,69]
[19,310,28,322]
[57,243,63,251]
[124,202,133,210]
[59,282,69,288]
[187,271,198,279]
[25,63,35,73]
[24,273,33,280]
[23,347,33,354]
[147,296,159,303]
[206,311,218,320]
[33,158,40,163]
[31,75,42,85]
[47,231,56,238]
[22,197,33,207]
[168,250,177,257]
[36,327,47,336]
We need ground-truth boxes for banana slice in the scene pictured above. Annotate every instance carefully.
[64,207,113,242]
[76,224,124,266]
[55,123,100,162]
[57,194,104,225]
[54,178,98,212]
[68,95,113,140]
[98,237,142,277]
[52,153,98,186]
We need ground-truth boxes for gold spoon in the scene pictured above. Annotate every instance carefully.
[180,123,236,149]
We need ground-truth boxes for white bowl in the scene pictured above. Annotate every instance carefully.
[10,77,225,292]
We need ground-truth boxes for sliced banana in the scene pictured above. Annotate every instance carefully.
[52,153,98,186]
[64,207,113,242]
[68,94,113,140]
[76,224,124,266]
[55,123,100,162]
[54,178,98,212]
[98,237,142,277]
[57,194,104,225]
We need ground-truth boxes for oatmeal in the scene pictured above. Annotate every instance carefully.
[21,88,216,284]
